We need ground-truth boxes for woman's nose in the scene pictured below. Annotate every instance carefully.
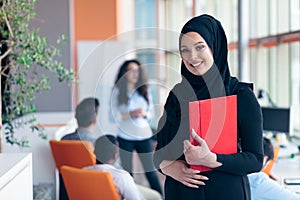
[190,49,198,60]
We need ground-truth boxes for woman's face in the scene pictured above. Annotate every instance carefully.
[180,32,214,76]
[125,62,139,84]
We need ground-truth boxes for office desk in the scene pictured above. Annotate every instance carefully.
[273,156,300,178]
[273,156,300,193]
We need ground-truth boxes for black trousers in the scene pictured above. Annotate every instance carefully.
[117,137,162,194]
[59,174,68,200]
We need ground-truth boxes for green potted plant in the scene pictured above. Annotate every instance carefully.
[0,0,75,149]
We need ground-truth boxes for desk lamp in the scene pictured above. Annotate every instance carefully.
[258,89,277,107]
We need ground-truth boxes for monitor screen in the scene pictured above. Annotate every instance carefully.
[261,107,292,135]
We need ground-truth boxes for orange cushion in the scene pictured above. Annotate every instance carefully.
[61,165,120,200]
[49,140,96,172]
[262,145,280,179]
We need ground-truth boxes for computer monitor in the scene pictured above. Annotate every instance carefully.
[261,107,293,136]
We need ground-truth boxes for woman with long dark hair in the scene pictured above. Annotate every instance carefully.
[111,59,162,194]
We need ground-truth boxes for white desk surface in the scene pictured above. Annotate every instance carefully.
[0,153,32,188]
[272,142,300,192]
[273,156,300,179]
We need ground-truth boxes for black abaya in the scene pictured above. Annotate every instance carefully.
[153,14,263,200]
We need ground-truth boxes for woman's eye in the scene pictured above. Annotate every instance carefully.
[181,49,189,53]
[196,45,205,51]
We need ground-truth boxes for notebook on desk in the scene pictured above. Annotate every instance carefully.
[189,95,238,172]
[284,178,300,185]
[284,178,300,194]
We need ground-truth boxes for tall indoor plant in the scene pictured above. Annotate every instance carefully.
[0,0,75,149]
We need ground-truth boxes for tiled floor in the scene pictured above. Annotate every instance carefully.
[33,183,54,200]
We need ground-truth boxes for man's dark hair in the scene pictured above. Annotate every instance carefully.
[75,98,99,127]
[263,137,274,162]
[94,135,118,164]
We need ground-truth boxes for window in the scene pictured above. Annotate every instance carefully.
[127,0,300,134]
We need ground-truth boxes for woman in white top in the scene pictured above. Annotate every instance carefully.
[110,59,162,194]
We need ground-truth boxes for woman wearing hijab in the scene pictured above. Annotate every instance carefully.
[153,14,264,199]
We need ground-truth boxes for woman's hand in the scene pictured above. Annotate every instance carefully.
[183,129,222,168]
[160,160,208,188]
[130,108,147,118]
[122,108,147,120]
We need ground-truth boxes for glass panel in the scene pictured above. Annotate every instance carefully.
[256,47,269,106]
[290,0,300,31]
[249,48,258,85]
[137,52,157,79]
[165,52,181,88]
[276,43,290,107]
[135,0,156,40]
[165,0,193,33]
[249,0,257,38]
[194,0,209,15]
[256,0,269,37]
[228,49,239,77]
[277,0,290,33]
[290,42,300,134]
[218,0,238,42]
[269,47,278,105]
[269,0,277,35]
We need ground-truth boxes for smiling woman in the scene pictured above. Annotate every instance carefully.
[154,14,264,200]
[180,32,214,76]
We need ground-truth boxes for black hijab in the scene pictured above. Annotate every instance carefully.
[178,14,239,100]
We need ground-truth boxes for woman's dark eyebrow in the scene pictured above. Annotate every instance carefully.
[194,41,205,45]
[181,41,205,48]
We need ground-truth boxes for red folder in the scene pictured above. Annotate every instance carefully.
[189,95,237,172]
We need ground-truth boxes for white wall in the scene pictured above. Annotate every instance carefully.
[77,40,129,137]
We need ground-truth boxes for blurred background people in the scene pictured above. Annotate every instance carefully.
[84,135,162,200]
[61,97,99,145]
[110,59,162,194]
[248,137,300,200]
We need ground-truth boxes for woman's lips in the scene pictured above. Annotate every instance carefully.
[190,61,203,67]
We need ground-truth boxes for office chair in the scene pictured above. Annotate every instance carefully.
[262,145,280,180]
[60,165,120,200]
[49,140,96,200]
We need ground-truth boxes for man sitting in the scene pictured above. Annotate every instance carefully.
[61,97,99,145]
[60,97,99,200]
[248,137,300,200]
[84,135,162,200]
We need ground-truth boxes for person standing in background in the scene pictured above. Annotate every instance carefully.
[110,59,162,194]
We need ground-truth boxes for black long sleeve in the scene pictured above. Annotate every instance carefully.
[153,91,183,171]
[154,86,263,175]
[215,87,264,175]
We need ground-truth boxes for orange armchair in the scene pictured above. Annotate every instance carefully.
[262,145,280,180]
[49,140,97,199]
[60,165,120,200]
[49,140,96,172]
